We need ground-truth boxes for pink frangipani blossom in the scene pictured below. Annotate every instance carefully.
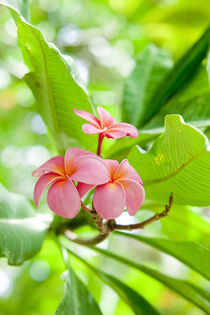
[74,106,138,139]
[32,148,109,218]
[77,159,145,220]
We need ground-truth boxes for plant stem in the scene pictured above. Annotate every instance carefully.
[97,134,104,156]
[64,229,109,246]
[63,194,173,246]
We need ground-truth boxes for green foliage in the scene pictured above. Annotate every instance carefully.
[68,249,161,315]
[116,231,210,280]
[0,1,210,314]
[90,247,210,313]
[128,115,210,206]
[122,44,173,127]
[123,28,210,129]
[56,267,102,315]
[5,4,96,154]
[0,184,48,265]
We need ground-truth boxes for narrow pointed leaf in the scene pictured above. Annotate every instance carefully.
[56,267,102,315]
[116,231,210,280]
[90,247,210,313]
[68,249,160,315]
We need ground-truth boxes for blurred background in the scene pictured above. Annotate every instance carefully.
[0,0,209,314]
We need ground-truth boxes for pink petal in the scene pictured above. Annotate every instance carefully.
[70,155,109,185]
[105,129,127,139]
[108,123,138,138]
[93,182,125,219]
[118,178,145,215]
[65,147,94,175]
[32,156,65,177]
[34,172,62,207]
[47,177,81,218]
[97,106,115,128]
[82,123,102,134]
[114,159,143,184]
[104,159,119,178]
[73,109,100,128]
[77,182,95,198]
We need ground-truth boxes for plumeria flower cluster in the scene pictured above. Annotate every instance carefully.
[33,107,145,220]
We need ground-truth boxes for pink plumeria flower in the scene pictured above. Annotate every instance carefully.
[74,106,138,139]
[32,148,109,218]
[77,159,145,220]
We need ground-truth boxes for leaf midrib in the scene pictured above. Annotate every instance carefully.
[144,148,205,186]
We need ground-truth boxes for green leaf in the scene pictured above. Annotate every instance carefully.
[122,44,173,127]
[128,115,210,206]
[3,3,96,153]
[143,67,210,131]
[142,27,210,125]
[56,267,102,315]
[116,231,210,280]
[90,247,210,313]
[0,184,49,265]
[67,249,160,315]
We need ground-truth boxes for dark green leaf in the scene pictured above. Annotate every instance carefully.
[0,184,48,265]
[142,27,210,125]
[56,267,102,315]
[68,249,160,315]
[116,231,210,280]
[128,115,210,206]
[143,67,210,131]
[122,44,173,127]
[90,247,210,313]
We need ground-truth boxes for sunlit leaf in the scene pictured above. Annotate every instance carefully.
[90,247,210,313]
[56,267,102,315]
[116,231,210,280]
[67,249,160,315]
[2,3,96,153]
[0,183,49,265]
[128,115,210,206]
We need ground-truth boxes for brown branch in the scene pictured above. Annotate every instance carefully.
[113,193,173,231]
[64,229,109,246]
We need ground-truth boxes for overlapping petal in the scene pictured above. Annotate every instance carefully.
[34,172,62,207]
[47,177,81,218]
[93,182,125,219]
[108,123,138,138]
[105,129,127,139]
[114,159,142,184]
[77,182,95,198]
[118,178,145,215]
[64,147,94,175]
[82,123,102,134]
[70,155,109,185]
[32,156,65,177]
[103,159,119,178]
[97,106,115,128]
[73,109,100,127]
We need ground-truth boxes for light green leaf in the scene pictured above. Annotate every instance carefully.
[128,115,210,206]
[0,184,49,265]
[143,67,210,131]
[116,231,210,280]
[122,44,173,127]
[142,27,210,125]
[67,249,160,315]
[56,267,102,315]
[90,247,210,313]
[3,3,96,153]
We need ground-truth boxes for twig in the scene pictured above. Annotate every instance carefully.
[64,229,109,246]
[113,193,173,231]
